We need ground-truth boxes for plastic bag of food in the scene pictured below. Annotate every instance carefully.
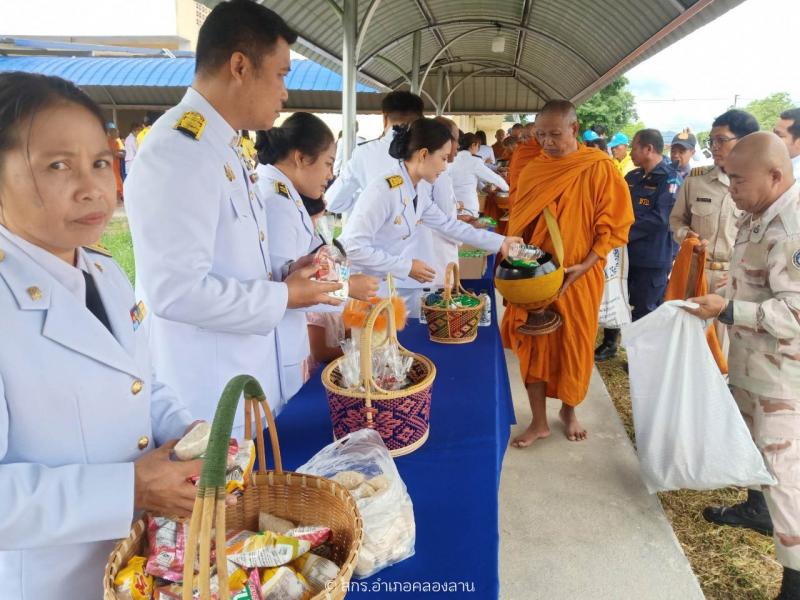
[145,517,188,582]
[259,512,296,534]
[260,566,312,600]
[297,428,415,578]
[292,552,340,594]
[114,555,153,600]
[313,215,350,300]
[174,421,212,460]
[284,525,331,549]
[227,531,311,569]
[225,439,256,495]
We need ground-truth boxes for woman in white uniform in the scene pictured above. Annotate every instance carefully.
[340,118,522,314]
[448,132,509,217]
[0,73,201,599]
[255,113,379,402]
[475,130,496,166]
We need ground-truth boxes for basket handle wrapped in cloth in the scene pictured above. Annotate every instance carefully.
[542,206,564,268]
[181,375,280,600]
[441,261,482,308]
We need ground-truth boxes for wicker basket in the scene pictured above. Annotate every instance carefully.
[104,375,363,600]
[322,298,436,457]
[422,262,484,344]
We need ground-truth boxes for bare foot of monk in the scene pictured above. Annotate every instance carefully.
[559,405,587,441]
[510,422,551,448]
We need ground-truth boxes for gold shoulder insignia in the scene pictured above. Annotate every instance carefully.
[84,243,112,257]
[174,111,206,140]
[275,181,291,199]
[386,175,403,189]
[689,166,710,177]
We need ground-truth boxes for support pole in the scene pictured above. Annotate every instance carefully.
[410,30,422,95]
[435,69,445,116]
[341,0,358,168]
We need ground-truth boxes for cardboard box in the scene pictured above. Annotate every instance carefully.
[458,253,488,279]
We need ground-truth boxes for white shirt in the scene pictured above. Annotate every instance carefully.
[0,231,191,600]
[339,161,503,283]
[333,135,365,177]
[326,130,397,214]
[124,86,287,433]
[447,150,509,216]
[124,132,138,171]
[413,171,460,287]
[476,144,496,165]
[792,154,800,179]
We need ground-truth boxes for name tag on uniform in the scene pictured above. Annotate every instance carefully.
[638,198,650,206]
[668,183,678,194]
[696,197,712,203]
[130,301,147,331]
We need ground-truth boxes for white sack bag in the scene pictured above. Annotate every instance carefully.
[598,246,632,329]
[622,300,776,493]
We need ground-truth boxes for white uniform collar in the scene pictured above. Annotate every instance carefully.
[792,154,800,178]
[0,224,89,303]
[397,160,419,201]
[260,164,302,201]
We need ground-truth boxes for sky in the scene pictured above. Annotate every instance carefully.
[625,0,799,133]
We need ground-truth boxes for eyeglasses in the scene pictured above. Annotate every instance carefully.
[706,136,738,149]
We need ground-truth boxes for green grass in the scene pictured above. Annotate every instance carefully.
[100,217,135,284]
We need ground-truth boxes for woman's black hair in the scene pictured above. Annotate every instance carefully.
[459,132,479,152]
[475,130,487,145]
[388,118,452,161]
[255,112,335,165]
[0,72,106,160]
[300,193,326,217]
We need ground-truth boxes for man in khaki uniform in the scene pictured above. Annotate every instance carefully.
[687,132,800,599]
[670,109,760,353]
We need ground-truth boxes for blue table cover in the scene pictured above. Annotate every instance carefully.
[270,301,515,598]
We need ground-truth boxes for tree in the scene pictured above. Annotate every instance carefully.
[621,120,646,140]
[743,92,795,130]
[576,76,639,135]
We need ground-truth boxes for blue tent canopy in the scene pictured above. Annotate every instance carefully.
[0,55,381,111]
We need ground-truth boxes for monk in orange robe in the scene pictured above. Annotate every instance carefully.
[507,127,542,207]
[501,100,634,447]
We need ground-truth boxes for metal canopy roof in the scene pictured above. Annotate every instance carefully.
[0,55,381,111]
[200,0,747,114]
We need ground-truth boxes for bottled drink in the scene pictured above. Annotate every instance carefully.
[479,290,492,327]
[419,288,431,323]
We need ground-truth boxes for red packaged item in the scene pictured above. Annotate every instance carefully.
[145,517,188,582]
[285,525,331,549]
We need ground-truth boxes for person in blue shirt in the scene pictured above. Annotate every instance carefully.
[595,129,682,360]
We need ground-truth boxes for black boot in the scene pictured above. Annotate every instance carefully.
[776,567,800,599]
[703,489,773,536]
[595,328,620,362]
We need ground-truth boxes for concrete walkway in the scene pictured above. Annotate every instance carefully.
[498,348,704,599]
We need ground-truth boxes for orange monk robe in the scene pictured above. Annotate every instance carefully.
[501,145,634,406]
[663,237,728,374]
[507,137,542,206]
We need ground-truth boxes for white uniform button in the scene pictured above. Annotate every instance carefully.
[137,436,149,450]
[131,379,144,395]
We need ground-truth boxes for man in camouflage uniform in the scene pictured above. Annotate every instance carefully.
[687,132,800,599]
[670,110,760,356]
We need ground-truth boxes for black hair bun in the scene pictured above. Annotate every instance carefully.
[255,128,288,165]
[388,124,411,160]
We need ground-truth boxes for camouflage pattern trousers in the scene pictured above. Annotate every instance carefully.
[733,385,800,569]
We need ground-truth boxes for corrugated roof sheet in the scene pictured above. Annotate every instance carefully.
[200,0,746,113]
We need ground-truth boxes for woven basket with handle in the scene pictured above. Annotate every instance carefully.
[322,298,436,457]
[104,375,363,600]
[421,261,484,344]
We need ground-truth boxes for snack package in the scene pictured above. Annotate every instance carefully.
[313,215,350,300]
[284,525,331,549]
[145,517,188,582]
[297,429,416,578]
[338,338,413,392]
[114,555,153,600]
[227,531,311,569]
[259,512,296,534]
[231,568,263,600]
[225,439,256,495]
[292,553,340,594]
[260,566,312,600]
[174,421,211,460]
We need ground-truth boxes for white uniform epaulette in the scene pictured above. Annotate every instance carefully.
[83,243,113,257]
[689,165,712,177]
[173,111,206,140]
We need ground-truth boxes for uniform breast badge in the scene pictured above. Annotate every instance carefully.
[224,163,236,182]
[130,300,147,331]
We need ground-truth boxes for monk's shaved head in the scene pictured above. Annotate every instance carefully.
[538,99,578,124]
[726,131,796,215]
[535,99,579,157]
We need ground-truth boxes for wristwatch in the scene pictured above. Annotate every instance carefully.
[718,301,734,325]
